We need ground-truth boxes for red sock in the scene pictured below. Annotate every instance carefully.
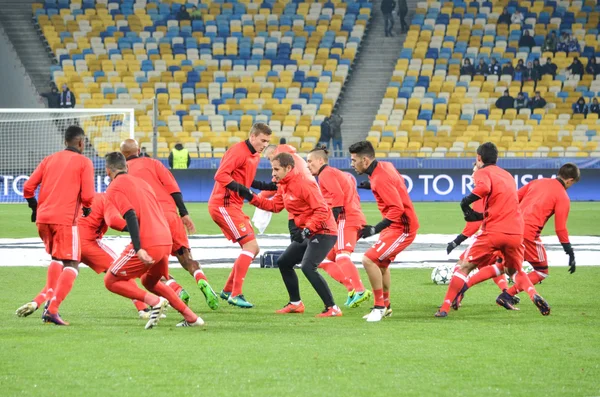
[194,269,207,283]
[514,269,537,300]
[467,265,500,288]
[104,272,160,305]
[336,254,364,292]
[493,275,508,291]
[132,299,147,311]
[319,260,353,291]
[165,278,183,294]
[373,289,384,307]
[223,268,235,292]
[47,267,78,314]
[34,260,64,305]
[151,281,198,323]
[231,250,254,297]
[440,270,468,312]
[507,271,546,296]
[383,291,390,307]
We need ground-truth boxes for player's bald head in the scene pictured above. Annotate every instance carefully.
[105,151,127,173]
[120,139,140,158]
[263,145,277,160]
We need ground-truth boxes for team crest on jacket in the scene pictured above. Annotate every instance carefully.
[239,223,247,232]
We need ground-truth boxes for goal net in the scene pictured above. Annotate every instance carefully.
[0,109,135,203]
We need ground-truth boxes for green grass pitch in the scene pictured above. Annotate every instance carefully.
[0,202,599,396]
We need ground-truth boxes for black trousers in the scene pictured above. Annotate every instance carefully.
[276,234,337,308]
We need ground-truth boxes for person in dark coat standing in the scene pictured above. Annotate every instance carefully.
[381,0,396,37]
[397,0,408,33]
[60,84,76,108]
[41,85,61,108]
[495,90,515,113]
[319,117,331,148]
[329,113,344,157]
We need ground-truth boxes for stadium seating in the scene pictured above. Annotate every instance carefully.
[369,0,600,158]
[33,0,371,157]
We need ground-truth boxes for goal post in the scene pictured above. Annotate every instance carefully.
[0,108,135,203]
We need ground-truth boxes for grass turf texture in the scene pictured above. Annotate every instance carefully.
[1,267,599,396]
[0,202,599,239]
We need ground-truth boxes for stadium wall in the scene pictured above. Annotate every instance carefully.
[1,166,598,203]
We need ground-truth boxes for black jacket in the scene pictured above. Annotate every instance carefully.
[498,14,511,24]
[381,0,396,14]
[496,96,515,111]
[502,65,515,76]
[589,103,600,115]
[41,91,61,108]
[320,119,331,142]
[573,102,588,115]
[519,35,536,50]
[530,97,547,109]
[488,62,501,75]
[460,65,474,76]
[474,63,488,75]
[515,97,528,109]
[567,61,584,76]
[397,0,408,14]
[530,65,543,81]
[586,63,600,76]
[542,63,557,77]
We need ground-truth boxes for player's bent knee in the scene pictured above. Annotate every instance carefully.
[242,239,259,255]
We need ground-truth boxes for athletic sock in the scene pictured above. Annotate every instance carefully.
[165,278,183,294]
[290,300,302,305]
[383,291,390,307]
[492,275,508,291]
[104,272,159,305]
[319,260,353,291]
[38,260,63,304]
[440,270,468,313]
[193,269,207,283]
[223,268,235,292]
[373,289,384,307]
[514,269,537,300]
[466,265,500,288]
[151,281,198,322]
[336,253,364,292]
[507,271,547,296]
[47,267,78,314]
[132,299,147,311]
[231,250,254,297]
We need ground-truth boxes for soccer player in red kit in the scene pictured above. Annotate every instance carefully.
[243,153,342,317]
[208,123,272,308]
[19,126,95,326]
[435,142,551,318]
[103,152,203,328]
[459,163,580,306]
[306,147,372,308]
[120,139,218,310]
[349,141,420,322]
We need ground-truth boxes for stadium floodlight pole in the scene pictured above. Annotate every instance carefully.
[152,96,158,159]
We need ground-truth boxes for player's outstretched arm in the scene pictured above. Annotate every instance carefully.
[249,190,285,213]
[251,180,278,191]
[460,193,483,222]
[446,233,468,254]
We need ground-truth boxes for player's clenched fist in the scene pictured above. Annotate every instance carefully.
[181,215,196,234]
[137,249,155,265]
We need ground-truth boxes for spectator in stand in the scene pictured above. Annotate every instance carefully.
[60,84,76,108]
[567,57,585,79]
[168,142,191,169]
[557,32,570,52]
[495,90,515,113]
[589,98,600,116]
[529,91,547,110]
[460,58,474,76]
[573,97,588,116]
[190,6,202,19]
[568,36,581,54]
[177,5,190,20]
[140,147,150,157]
[319,117,331,147]
[528,58,544,83]
[397,0,408,33]
[474,58,488,76]
[502,61,515,77]
[542,57,558,77]
[542,31,557,53]
[498,9,511,25]
[381,0,396,37]
[279,137,287,144]
[586,57,600,76]
[515,92,529,111]
[519,30,536,51]
[488,57,501,75]
[523,61,534,82]
[511,10,524,26]
[514,59,526,82]
[329,113,344,157]
[40,85,61,108]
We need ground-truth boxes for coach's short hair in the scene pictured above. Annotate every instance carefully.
[348,141,375,159]
[477,142,498,165]
[65,126,85,144]
[309,145,329,162]
[250,122,272,136]
[105,151,127,172]
[558,162,581,182]
[273,152,295,169]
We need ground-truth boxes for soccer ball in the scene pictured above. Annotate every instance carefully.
[431,264,454,285]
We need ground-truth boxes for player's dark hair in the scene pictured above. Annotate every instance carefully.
[105,151,127,172]
[250,122,272,136]
[558,162,581,182]
[309,144,329,162]
[273,152,295,169]
[477,142,498,165]
[348,141,375,159]
[65,125,85,144]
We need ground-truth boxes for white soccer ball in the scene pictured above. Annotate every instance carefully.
[431,264,454,285]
